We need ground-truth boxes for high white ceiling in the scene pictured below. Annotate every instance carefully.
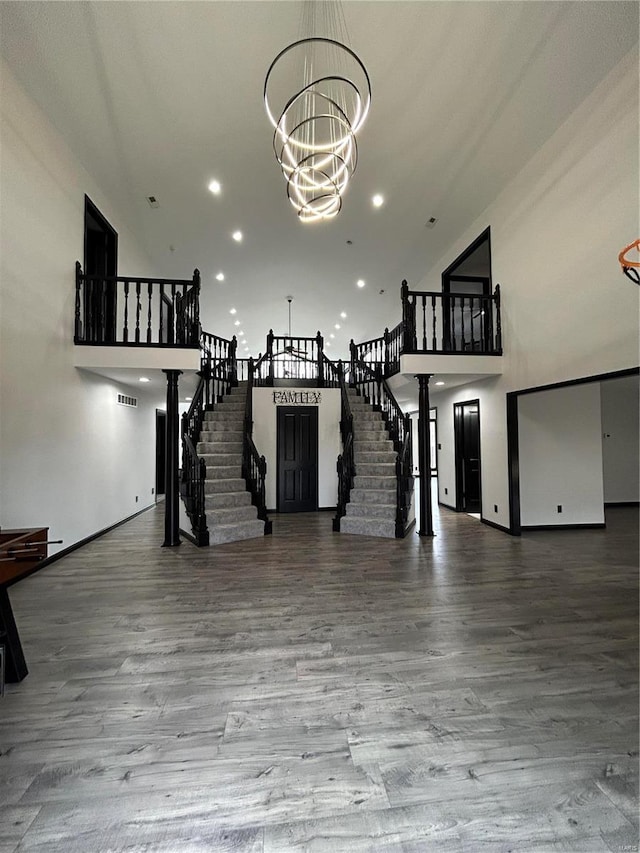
[1,1,637,364]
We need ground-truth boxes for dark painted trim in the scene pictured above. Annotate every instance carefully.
[514,366,639,398]
[506,391,521,536]
[179,527,200,547]
[74,341,199,350]
[318,506,337,512]
[442,226,491,281]
[604,501,639,507]
[400,350,502,357]
[453,398,481,514]
[522,523,606,531]
[481,517,512,534]
[506,367,639,538]
[437,501,457,511]
[6,503,156,588]
[400,517,417,538]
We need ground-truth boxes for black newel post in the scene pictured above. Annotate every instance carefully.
[417,373,434,536]
[163,369,183,547]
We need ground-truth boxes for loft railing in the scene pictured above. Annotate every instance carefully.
[350,357,415,538]
[74,263,200,347]
[243,359,272,534]
[402,279,502,355]
[332,361,356,532]
[350,320,403,378]
[252,330,339,387]
[180,333,237,546]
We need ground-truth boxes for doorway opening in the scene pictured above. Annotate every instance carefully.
[84,196,118,343]
[155,410,166,499]
[442,227,492,352]
[277,407,318,512]
[454,400,481,515]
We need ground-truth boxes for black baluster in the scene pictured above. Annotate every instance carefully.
[495,284,502,353]
[471,296,476,352]
[123,282,129,343]
[316,331,324,386]
[135,282,141,343]
[192,269,201,345]
[421,296,427,351]
[147,282,153,344]
[431,295,437,351]
[74,261,82,342]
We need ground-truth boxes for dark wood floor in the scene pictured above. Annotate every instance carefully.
[1,503,638,852]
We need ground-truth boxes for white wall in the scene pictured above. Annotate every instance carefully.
[518,384,604,527]
[426,50,638,530]
[601,375,640,504]
[252,388,341,510]
[0,61,161,555]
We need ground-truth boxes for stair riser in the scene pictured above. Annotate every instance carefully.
[340,517,396,538]
[353,476,396,490]
[199,454,242,467]
[205,492,252,509]
[198,441,243,453]
[205,466,242,479]
[354,440,394,451]
[354,453,396,465]
[207,505,258,524]
[356,463,396,476]
[204,479,247,494]
[346,503,396,520]
[350,489,397,504]
[209,520,265,545]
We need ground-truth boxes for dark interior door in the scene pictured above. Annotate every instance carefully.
[277,407,318,512]
[454,401,481,513]
[84,196,118,343]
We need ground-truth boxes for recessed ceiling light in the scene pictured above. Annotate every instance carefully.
[215,272,225,281]
[372,194,384,208]
[232,230,243,242]
[326,341,331,347]
[234,320,240,326]
[435,381,445,386]
[357,279,365,288]
[340,311,347,319]
[244,346,249,352]
[229,308,237,315]
[139,377,150,383]
[330,333,335,339]
[334,323,341,330]
[185,396,192,401]
[208,179,221,195]
[239,330,245,336]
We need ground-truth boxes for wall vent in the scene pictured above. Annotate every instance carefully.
[118,394,138,407]
[146,195,160,208]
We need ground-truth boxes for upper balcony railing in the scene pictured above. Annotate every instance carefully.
[401,280,502,356]
[74,263,200,347]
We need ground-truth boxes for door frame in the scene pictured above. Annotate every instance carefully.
[441,227,492,352]
[84,195,118,343]
[276,406,319,513]
[454,399,482,513]
[155,409,167,499]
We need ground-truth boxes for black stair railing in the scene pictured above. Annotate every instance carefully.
[350,356,415,538]
[350,320,403,379]
[75,263,200,347]
[332,360,356,532]
[243,359,272,535]
[254,330,326,385]
[401,279,502,355]
[180,332,238,546]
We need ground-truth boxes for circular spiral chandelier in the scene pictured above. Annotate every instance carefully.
[264,31,371,223]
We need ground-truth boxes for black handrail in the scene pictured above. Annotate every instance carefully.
[350,356,414,538]
[254,329,328,386]
[180,332,238,545]
[243,359,272,534]
[333,360,356,531]
[181,434,209,546]
[75,263,200,347]
[401,279,502,355]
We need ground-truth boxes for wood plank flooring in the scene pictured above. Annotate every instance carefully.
[0,504,637,852]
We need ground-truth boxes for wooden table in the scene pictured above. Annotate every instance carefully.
[0,527,49,683]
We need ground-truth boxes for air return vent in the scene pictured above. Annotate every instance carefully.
[117,394,137,407]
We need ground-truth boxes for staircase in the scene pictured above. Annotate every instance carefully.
[197,383,265,545]
[340,388,404,538]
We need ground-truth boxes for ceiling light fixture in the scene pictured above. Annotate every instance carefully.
[340,311,347,319]
[357,279,365,288]
[263,3,371,223]
[234,320,241,326]
[435,381,445,386]
[139,377,150,383]
[229,308,237,315]
[208,179,221,195]
[216,272,225,282]
[372,193,384,207]
[334,323,341,330]
[232,230,243,242]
